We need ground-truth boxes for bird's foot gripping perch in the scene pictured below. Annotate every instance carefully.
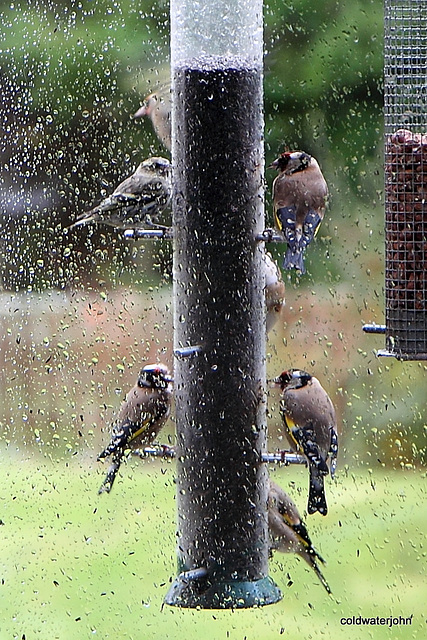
[261,450,307,465]
[133,444,176,458]
[256,228,285,243]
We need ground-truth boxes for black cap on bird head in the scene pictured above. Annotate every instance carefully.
[273,368,312,390]
[269,151,311,174]
[137,363,173,389]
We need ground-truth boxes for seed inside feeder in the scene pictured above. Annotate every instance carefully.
[385,128,427,358]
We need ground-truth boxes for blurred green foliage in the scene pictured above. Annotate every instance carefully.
[264,0,383,174]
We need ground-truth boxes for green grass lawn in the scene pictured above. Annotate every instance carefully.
[0,454,425,639]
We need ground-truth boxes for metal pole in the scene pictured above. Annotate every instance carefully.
[164,0,282,608]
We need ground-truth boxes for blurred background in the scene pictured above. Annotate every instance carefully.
[1,0,423,468]
[0,0,425,638]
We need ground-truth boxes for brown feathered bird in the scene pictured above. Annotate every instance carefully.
[268,480,331,594]
[134,92,172,151]
[273,369,338,516]
[68,157,171,230]
[269,150,328,274]
[263,252,285,333]
[97,364,173,494]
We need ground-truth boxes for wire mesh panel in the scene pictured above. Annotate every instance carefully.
[384,0,427,359]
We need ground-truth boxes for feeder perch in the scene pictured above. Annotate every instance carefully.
[134,446,307,467]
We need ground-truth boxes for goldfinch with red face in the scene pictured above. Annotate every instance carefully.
[68,157,171,230]
[270,150,328,274]
[97,364,173,494]
[268,480,331,594]
[273,369,338,515]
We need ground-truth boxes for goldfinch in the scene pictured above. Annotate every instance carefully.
[269,150,328,274]
[263,252,285,333]
[273,369,338,515]
[97,364,173,494]
[268,480,331,593]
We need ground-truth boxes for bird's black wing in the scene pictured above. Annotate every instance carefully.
[275,205,307,273]
[300,209,323,250]
[329,426,339,479]
[97,413,158,494]
[97,410,158,460]
[292,424,329,474]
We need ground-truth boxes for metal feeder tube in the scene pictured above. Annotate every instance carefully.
[164,0,281,608]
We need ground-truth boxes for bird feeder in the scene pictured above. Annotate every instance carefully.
[163,0,282,608]
[368,0,427,359]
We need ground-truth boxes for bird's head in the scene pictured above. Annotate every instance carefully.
[269,151,311,175]
[139,156,171,177]
[137,364,173,390]
[133,93,158,119]
[273,368,312,390]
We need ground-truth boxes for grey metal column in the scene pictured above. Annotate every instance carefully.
[164,0,282,608]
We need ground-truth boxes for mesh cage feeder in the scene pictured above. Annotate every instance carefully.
[364,0,427,360]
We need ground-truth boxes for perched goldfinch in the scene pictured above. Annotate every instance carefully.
[268,480,331,594]
[263,252,285,333]
[134,92,172,151]
[273,369,338,515]
[68,157,171,230]
[269,150,328,274]
[97,364,173,494]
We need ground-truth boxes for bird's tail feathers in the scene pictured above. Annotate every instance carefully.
[307,469,328,515]
[283,247,306,273]
[307,554,332,594]
[66,217,89,230]
[98,458,121,494]
[66,206,100,230]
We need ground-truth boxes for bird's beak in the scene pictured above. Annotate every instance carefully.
[268,159,279,170]
[133,105,148,119]
[268,377,281,387]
